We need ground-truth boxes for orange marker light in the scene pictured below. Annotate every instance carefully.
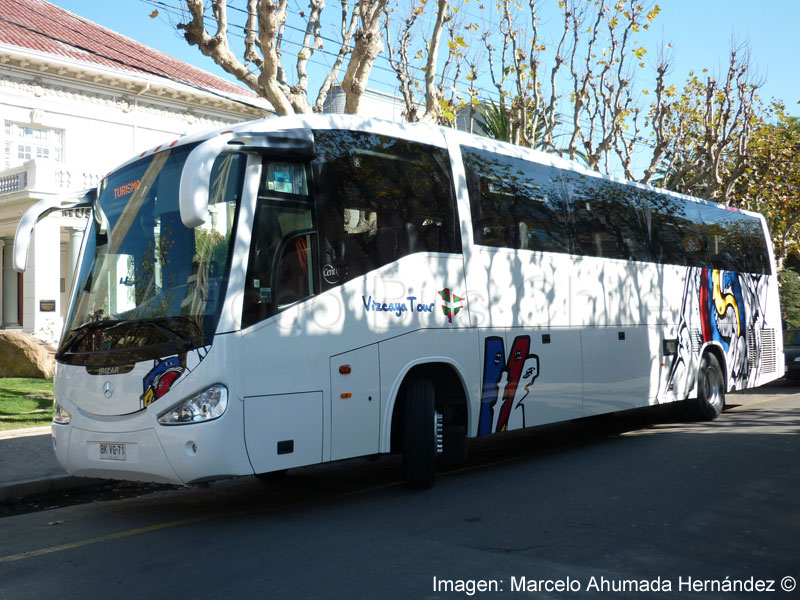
[341,393,352,399]
[339,365,352,375]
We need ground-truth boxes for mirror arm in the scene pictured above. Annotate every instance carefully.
[13,189,96,272]
[179,133,235,228]
[179,129,315,229]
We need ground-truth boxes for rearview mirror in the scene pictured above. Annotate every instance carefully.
[179,129,315,228]
[13,188,95,272]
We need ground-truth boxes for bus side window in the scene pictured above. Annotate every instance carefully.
[644,192,707,268]
[696,202,771,274]
[565,175,649,262]
[461,146,570,254]
[313,130,460,292]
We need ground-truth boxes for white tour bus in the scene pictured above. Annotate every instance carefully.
[15,114,783,488]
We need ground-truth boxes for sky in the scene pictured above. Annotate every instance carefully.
[45,0,799,116]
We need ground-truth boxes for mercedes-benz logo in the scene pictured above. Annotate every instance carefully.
[103,381,114,399]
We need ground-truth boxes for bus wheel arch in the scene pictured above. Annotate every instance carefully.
[689,346,726,420]
[390,362,470,485]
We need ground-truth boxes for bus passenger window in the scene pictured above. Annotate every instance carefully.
[565,175,649,262]
[461,146,570,254]
[313,130,460,292]
[644,192,707,268]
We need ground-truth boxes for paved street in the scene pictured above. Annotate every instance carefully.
[1,383,799,599]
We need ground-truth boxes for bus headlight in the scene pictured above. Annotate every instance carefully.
[158,384,228,426]
[53,400,71,425]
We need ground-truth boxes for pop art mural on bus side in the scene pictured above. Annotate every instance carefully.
[478,335,540,435]
[140,346,211,409]
[665,268,768,400]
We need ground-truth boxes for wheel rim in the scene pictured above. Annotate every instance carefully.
[705,366,723,410]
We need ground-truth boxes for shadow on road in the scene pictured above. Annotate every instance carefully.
[4,382,798,521]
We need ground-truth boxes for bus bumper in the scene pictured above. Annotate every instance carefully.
[54,423,183,484]
[52,405,254,486]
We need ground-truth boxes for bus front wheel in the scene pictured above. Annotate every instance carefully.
[402,378,438,489]
[690,353,725,420]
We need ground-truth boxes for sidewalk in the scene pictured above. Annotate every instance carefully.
[0,427,100,503]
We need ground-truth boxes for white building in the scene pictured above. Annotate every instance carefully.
[0,0,268,342]
[322,84,408,121]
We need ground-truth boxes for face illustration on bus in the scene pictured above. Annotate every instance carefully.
[479,335,541,435]
[140,356,184,409]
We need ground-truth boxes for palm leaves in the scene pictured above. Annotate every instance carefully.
[471,99,583,162]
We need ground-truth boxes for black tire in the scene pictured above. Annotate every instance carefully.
[402,378,437,489]
[689,353,725,420]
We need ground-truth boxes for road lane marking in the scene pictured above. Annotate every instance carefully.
[4,391,796,564]
[0,517,203,564]
[727,396,789,410]
[0,479,403,564]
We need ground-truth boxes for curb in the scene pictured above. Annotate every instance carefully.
[0,426,51,440]
[0,475,105,504]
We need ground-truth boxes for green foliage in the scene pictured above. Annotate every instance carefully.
[732,102,800,269]
[472,98,580,160]
[779,269,800,329]
[474,99,512,143]
[0,378,54,431]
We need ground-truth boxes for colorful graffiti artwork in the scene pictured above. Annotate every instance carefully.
[139,346,211,410]
[701,269,745,349]
[701,269,749,381]
[140,356,184,409]
[665,267,766,400]
[478,335,540,435]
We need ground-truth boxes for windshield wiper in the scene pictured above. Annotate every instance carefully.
[58,317,198,358]
[122,318,196,351]
[57,318,116,356]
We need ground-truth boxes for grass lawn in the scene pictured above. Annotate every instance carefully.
[0,378,54,431]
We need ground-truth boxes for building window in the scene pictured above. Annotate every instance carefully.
[3,123,63,170]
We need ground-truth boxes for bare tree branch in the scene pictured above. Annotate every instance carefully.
[178,0,260,92]
[314,1,360,112]
[342,0,388,114]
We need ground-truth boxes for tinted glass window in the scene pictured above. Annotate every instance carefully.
[697,202,770,274]
[462,147,570,253]
[564,173,650,261]
[642,191,708,268]
[243,163,316,327]
[313,130,459,290]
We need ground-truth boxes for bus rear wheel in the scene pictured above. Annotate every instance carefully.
[402,378,438,489]
[689,353,725,420]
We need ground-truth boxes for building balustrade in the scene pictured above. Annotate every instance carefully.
[0,159,102,198]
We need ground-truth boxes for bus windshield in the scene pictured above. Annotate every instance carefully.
[58,145,245,365]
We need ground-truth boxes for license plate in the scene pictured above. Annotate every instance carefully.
[99,442,126,461]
